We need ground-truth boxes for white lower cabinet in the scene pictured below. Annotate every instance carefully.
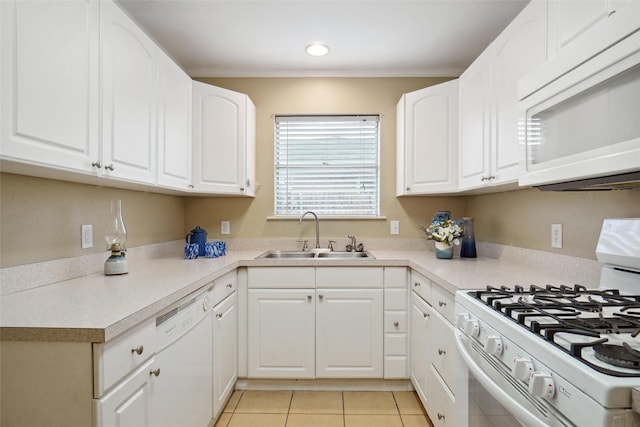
[95,358,156,427]
[316,288,383,378]
[247,288,316,378]
[246,267,385,379]
[410,271,460,426]
[213,293,238,418]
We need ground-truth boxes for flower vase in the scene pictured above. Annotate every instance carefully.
[435,242,454,259]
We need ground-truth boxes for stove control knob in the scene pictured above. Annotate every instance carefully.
[513,357,534,382]
[456,313,470,329]
[464,319,480,337]
[485,336,503,355]
[528,372,555,399]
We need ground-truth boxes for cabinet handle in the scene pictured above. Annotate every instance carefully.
[414,282,421,287]
[149,368,161,377]
[189,184,194,189]
[104,163,115,171]
[131,345,144,355]
[438,348,446,355]
[406,187,410,191]
[226,283,233,289]
[307,295,312,301]
[437,412,445,420]
[439,301,446,307]
[318,294,324,301]
[423,312,430,318]
[91,161,102,169]
[216,313,223,319]
[393,321,399,327]
[608,10,616,17]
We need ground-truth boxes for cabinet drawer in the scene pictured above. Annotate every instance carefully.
[428,365,456,427]
[384,267,407,288]
[384,356,407,379]
[211,270,237,306]
[247,267,315,288]
[316,267,383,288]
[410,270,431,301]
[93,319,156,396]
[431,284,454,324]
[384,334,407,355]
[384,311,407,333]
[385,288,407,310]
[430,310,456,390]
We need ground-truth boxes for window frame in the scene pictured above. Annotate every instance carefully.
[273,114,381,218]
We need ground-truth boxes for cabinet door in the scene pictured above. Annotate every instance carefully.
[316,289,383,378]
[192,81,255,195]
[247,289,315,378]
[156,50,192,190]
[213,293,237,419]
[101,0,156,184]
[547,0,610,59]
[410,292,432,405]
[397,80,459,195]
[427,365,456,427]
[492,0,546,184]
[0,0,100,174]
[95,358,155,427]
[458,53,492,189]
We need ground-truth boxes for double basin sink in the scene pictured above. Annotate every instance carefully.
[256,250,375,259]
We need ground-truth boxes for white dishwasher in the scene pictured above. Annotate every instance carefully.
[151,288,213,427]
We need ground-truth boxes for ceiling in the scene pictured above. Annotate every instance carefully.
[118,0,530,78]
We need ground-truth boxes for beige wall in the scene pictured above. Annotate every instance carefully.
[1,78,638,267]
[185,77,468,249]
[0,173,185,267]
[468,188,640,259]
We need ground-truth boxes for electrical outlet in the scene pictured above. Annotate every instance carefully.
[81,224,93,249]
[221,221,230,235]
[390,220,400,235]
[551,224,563,248]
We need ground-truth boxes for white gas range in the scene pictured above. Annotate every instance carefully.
[455,218,640,427]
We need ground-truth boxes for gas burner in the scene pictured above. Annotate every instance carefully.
[594,343,640,369]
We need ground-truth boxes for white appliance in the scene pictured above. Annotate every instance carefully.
[455,218,640,426]
[518,16,640,189]
[152,288,214,427]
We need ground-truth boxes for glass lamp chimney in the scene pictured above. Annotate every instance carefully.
[105,199,127,251]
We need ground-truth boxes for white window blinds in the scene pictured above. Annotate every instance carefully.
[275,115,380,216]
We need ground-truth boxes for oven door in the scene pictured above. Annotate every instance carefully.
[455,331,566,427]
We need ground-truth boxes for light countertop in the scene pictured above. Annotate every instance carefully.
[0,247,601,343]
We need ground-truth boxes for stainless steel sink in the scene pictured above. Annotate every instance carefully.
[255,250,316,259]
[316,251,374,258]
[255,250,374,259]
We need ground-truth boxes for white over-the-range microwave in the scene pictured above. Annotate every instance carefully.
[518,8,640,191]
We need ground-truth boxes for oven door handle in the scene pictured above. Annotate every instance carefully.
[455,331,550,427]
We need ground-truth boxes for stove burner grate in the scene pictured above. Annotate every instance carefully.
[594,343,640,369]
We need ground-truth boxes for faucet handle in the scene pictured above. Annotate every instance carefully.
[296,240,309,251]
[328,240,336,251]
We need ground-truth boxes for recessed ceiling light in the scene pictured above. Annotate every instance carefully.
[306,43,330,57]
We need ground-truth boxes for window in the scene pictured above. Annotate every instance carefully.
[274,115,380,216]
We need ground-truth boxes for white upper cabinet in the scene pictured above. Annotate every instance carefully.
[101,0,157,185]
[396,80,459,195]
[458,0,546,191]
[192,81,256,196]
[156,50,192,190]
[0,0,100,175]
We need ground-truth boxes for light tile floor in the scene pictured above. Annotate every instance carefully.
[214,390,434,427]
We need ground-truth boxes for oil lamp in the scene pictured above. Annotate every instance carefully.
[104,199,128,275]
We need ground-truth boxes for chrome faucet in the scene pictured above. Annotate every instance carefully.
[299,211,321,249]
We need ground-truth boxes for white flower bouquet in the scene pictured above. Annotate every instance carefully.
[420,217,463,248]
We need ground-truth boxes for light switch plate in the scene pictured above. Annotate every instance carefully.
[221,221,230,235]
[551,224,562,248]
[81,224,93,249]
